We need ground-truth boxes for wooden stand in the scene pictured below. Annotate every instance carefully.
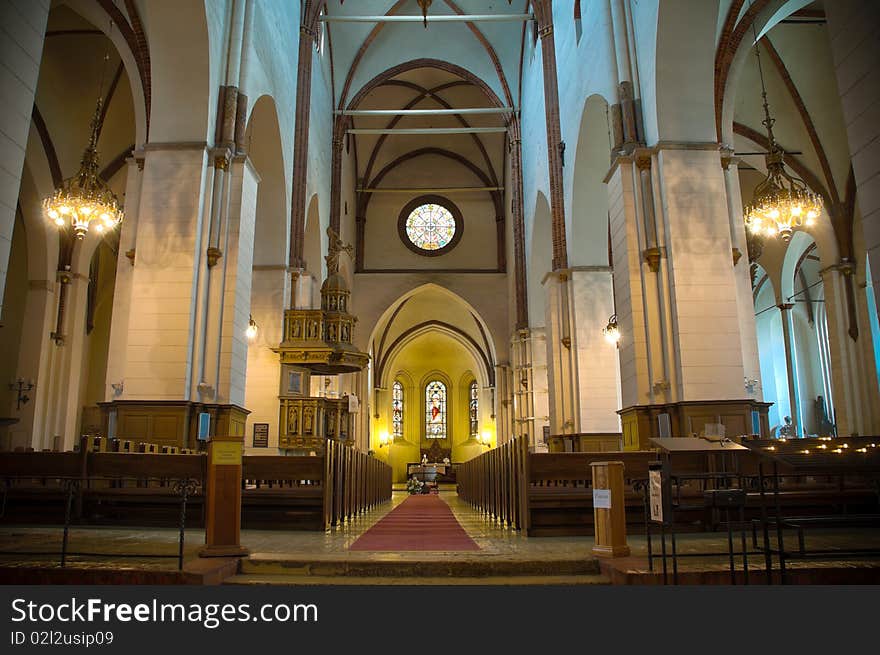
[199,435,249,557]
[590,461,630,558]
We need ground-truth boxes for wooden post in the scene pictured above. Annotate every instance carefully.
[199,435,249,557]
[590,461,630,558]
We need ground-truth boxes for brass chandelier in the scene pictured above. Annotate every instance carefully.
[743,19,822,243]
[43,41,123,239]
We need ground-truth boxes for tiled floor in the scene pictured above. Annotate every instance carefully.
[1,490,878,576]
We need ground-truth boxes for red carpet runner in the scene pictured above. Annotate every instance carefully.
[350,494,480,552]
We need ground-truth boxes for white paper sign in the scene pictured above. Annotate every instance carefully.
[649,469,663,522]
[347,394,360,413]
[593,488,611,509]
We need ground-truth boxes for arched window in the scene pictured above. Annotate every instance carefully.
[391,380,404,440]
[574,0,583,44]
[425,380,447,439]
[469,381,479,439]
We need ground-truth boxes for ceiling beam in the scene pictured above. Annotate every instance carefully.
[320,14,532,23]
[337,108,514,116]
[358,186,504,193]
[348,127,507,135]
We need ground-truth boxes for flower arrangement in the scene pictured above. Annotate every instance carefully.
[406,476,428,495]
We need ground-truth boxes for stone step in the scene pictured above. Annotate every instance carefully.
[225,573,611,586]
[240,554,601,578]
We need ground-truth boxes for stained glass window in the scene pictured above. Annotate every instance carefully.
[392,381,404,440]
[425,380,447,439]
[405,203,456,251]
[469,381,479,439]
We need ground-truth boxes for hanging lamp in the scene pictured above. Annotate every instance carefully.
[43,27,123,239]
[742,9,822,243]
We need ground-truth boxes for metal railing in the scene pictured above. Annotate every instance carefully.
[0,475,201,571]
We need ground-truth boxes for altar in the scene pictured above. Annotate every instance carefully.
[407,463,454,483]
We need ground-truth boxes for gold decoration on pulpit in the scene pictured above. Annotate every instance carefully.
[275,227,369,375]
[274,228,369,452]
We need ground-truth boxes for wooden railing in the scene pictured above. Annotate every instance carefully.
[457,435,530,532]
[1,439,392,531]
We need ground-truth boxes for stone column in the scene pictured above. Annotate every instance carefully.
[543,267,621,437]
[510,328,549,451]
[569,268,621,434]
[118,144,212,400]
[104,155,144,403]
[211,156,259,406]
[14,279,55,449]
[722,152,762,397]
[826,0,880,311]
[0,0,49,319]
[508,125,529,329]
[821,263,880,436]
[47,236,101,450]
[288,24,316,272]
[535,3,568,271]
[494,364,512,445]
[655,147,745,400]
[543,271,575,435]
[610,146,760,445]
[777,303,801,435]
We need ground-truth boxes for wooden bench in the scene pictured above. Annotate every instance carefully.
[242,456,326,530]
[81,453,206,526]
[527,452,655,536]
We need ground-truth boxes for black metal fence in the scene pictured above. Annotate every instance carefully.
[0,475,200,571]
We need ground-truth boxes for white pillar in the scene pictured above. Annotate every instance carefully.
[569,268,621,433]
[104,156,144,402]
[0,0,49,319]
[722,154,762,399]
[211,156,259,406]
[655,147,745,400]
[119,145,211,400]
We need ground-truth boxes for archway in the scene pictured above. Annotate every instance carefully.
[569,95,612,267]
[753,263,790,432]
[303,194,324,306]
[243,95,289,452]
[366,284,498,483]
[528,192,552,325]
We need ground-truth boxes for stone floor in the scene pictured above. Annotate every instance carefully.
[1,489,878,582]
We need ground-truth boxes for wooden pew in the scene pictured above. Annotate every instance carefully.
[527,451,655,536]
[242,456,325,530]
[82,452,206,526]
[0,451,83,523]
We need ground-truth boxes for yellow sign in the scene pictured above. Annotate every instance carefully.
[211,441,242,466]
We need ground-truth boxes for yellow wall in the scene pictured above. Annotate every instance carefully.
[371,331,495,483]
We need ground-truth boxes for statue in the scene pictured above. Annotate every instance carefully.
[814,396,835,435]
[778,416,795,438]
[288,406,299,434]
[324,226,354,275]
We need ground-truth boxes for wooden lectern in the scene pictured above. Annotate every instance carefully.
[590,461,630,558]
[199,434,249,557]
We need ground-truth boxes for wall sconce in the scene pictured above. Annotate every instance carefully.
[479,431,492,448]
[9,378,34,410]
[603,314,620,346]
[245,315,258,341]
[111,381,124,397]
[378,431,391,448]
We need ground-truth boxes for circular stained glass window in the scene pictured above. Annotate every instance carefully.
[398,195,463,256]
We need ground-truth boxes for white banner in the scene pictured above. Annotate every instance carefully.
[649,469,663,522]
